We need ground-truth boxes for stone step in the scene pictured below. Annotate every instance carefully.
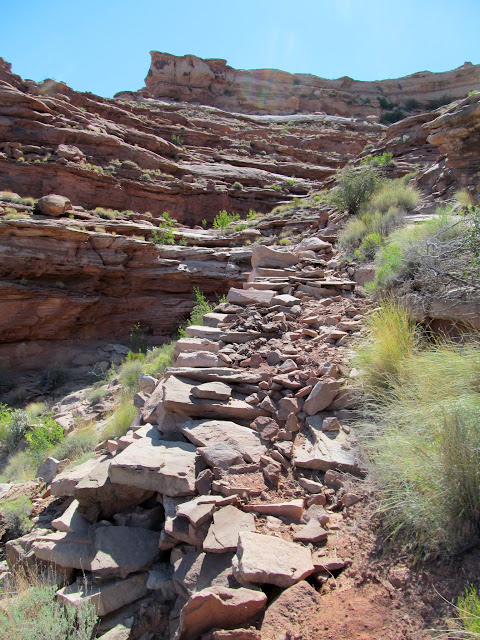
[174,351,225,368]
[185,325,223,340]
[226,287,276,306]
[163,376,268,421]
[174,337,219,357]
[256,267,297,277]
[243,281,288,291]
[203,312,231,328]
[163,367,268,385]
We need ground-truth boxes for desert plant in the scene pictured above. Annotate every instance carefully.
[1,496,33,537]
[212,210,240,231]
[457,584,480,635]
[328,165,380,215]
[101,393,137,440]
[2,409,29,453]
[129,322,147,354]
[0,574,97,639]
[86,387,108,405]
[361,341,480,555]
[171,134,184,147]
[25,417,64,456]
[231,181,243,190]
[42,365,67,389]
[355,302,416,395]
[368,179,420,214]
[49,429,97,462]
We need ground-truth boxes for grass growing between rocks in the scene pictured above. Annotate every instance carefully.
[357,304,480,556]
[0,571,97,640]
[456,585,480,637]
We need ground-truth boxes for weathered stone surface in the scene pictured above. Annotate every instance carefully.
[303,380,342,415]
[251,246,298,269]
[37,457,70,485]
[36,194,72,217]
[164,376,266,420]
[243,500,304,520]
[293,415,360,473]
[109,436,197,496]
[250,416,279,441]
[175,338,219,355]
[96,621,133,640]
[175,352,224,368]
[147,561,175,599]
[271,294,300,307]
[203,506,255,553]
[293,520,328,543]
[34,525,160,578]
[51,499,89,534]
[191,382,232,401]
[199,443,244,469]
[181,419,267,464]
[295,237,332,253]
[177,586,267,640]
[173,550,236,599]
[185,326,223,340]
[226,288,276,306]
[74,456,154,520]
[213,468,267,498]
[138,373,157,393]
[51,456,108,497]
[260,581,322,640]
[234,532,314,587]
[113,505,164,530]
[176,496,218,527]
[57,573,149,617]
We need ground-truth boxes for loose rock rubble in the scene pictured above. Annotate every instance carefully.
[5,238,368,639]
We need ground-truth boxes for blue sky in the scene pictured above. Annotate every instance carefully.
[3,0,479,97]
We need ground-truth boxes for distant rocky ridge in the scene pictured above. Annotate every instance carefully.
[139,52,480,116]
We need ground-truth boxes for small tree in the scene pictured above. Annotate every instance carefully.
[328,165,380,215]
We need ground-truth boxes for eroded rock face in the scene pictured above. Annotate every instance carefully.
[145,53,480,117]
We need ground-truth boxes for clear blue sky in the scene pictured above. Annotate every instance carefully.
[3,0,479,98]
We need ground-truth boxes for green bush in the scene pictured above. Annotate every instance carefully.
[129,322,147,354]
[361,340,480,555]
[327,165,380,215]
[179,288,214,336]
[86,387,108,405]
[369,179,420,214]
[49,430,97,462]
[355,232,383,261]
[25,417,64,456]
[232,181,243,190]
[1,409,28,453]
[1,496,33,537]
[361,152,395,168]
[151,211,176,245]
[171,134,184,147]
[42,365,67,390]
[0,578,97,639]
[380,110,405,124]
[212,210,240,231]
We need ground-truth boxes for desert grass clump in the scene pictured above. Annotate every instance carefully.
[368,179,420,214]
[49,428,97,462]
[360,334,480,555]
[101,393,137,440]
[457,584,480,636]
[1,496,33,537]
[0,572,97,639]
[355,303,416,395]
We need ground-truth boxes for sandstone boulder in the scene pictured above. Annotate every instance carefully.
[203,505,255,553]
[36,194,72,217]
[303,380,342,415]
[176,586,267,640]
[226,288,276,306]
[173,550,236,599]
[234,532,314,588]
[260,581,322,640]
[251,246,298,269]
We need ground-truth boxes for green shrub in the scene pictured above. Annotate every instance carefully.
[355,232,383,261]
[152,211,176,245]
[278,238,290,246]
[24,402,47,423]
[361,341,480,555]
[49,430,97,462]
[142,341,175,377]
[361,152,395,168]
[129,322,147,354]
[327,165,380,215]
[42,365,67,390]
[0,452,36,483]
[86,387,108,404]
[171,134,184,146]
[232,181,243,190]
[102,393,137,440]
[118,357,144,393]
[380,110,405,124]
[201,219,208,229]
[212,210,240,231]
[233,223,248,232]
[25,417,64,456]
[0,578,97,639]
[369,179,420,214]
[1,496,33,537]
[2,409,29,453]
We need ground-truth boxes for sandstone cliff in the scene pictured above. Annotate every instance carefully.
[143,52,480,116]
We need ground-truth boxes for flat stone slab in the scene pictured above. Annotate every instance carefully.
[260,581,322,640]
[203,505,255,553]
[176,496,218,527]
[74,456,153,520]
[185,325,223,340]
[293,415,360,473]
[192,382,232,401]
[34,525,160,578]
[174,337,219,356]
[175,352,224,368]
[164,367,268,385]
[51,456,107,497]
[251,246,298,269]
[234,532,314,588]
[272,294,300,307]
[173,550,236,599]
[199,442,244,469]
[227,288,276,306]
[109,435,197,496]
[203,312,231,327]
[57,573,149,617]
[51,499,89,534]
[181,419,267,464]
[303,380,342,415]
[243,500,304,520]
[177,586,267,640]
[164,376,266,420]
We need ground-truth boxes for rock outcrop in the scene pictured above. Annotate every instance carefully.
[143,52,480,117]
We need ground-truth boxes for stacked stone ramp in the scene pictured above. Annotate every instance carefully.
[6,238,366,639]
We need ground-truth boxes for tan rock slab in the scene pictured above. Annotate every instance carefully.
[164,376,266,421]
[51,499,90,534]
[181,419,267,464]
[260,581,322,640]
[203,506,255,553]
[175,351,223,368]
[51,456,107,497]
[234,532,314,588]
[57,573,148,617]
[108,436,197,496]
[242,499,304,520]
[177,586,267,640]
[303,380,342,415]
[173,550,236,599]
[251,245,298,269]
[226,288,276,306]
[192,381,232,400]
[174,337,219,356]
